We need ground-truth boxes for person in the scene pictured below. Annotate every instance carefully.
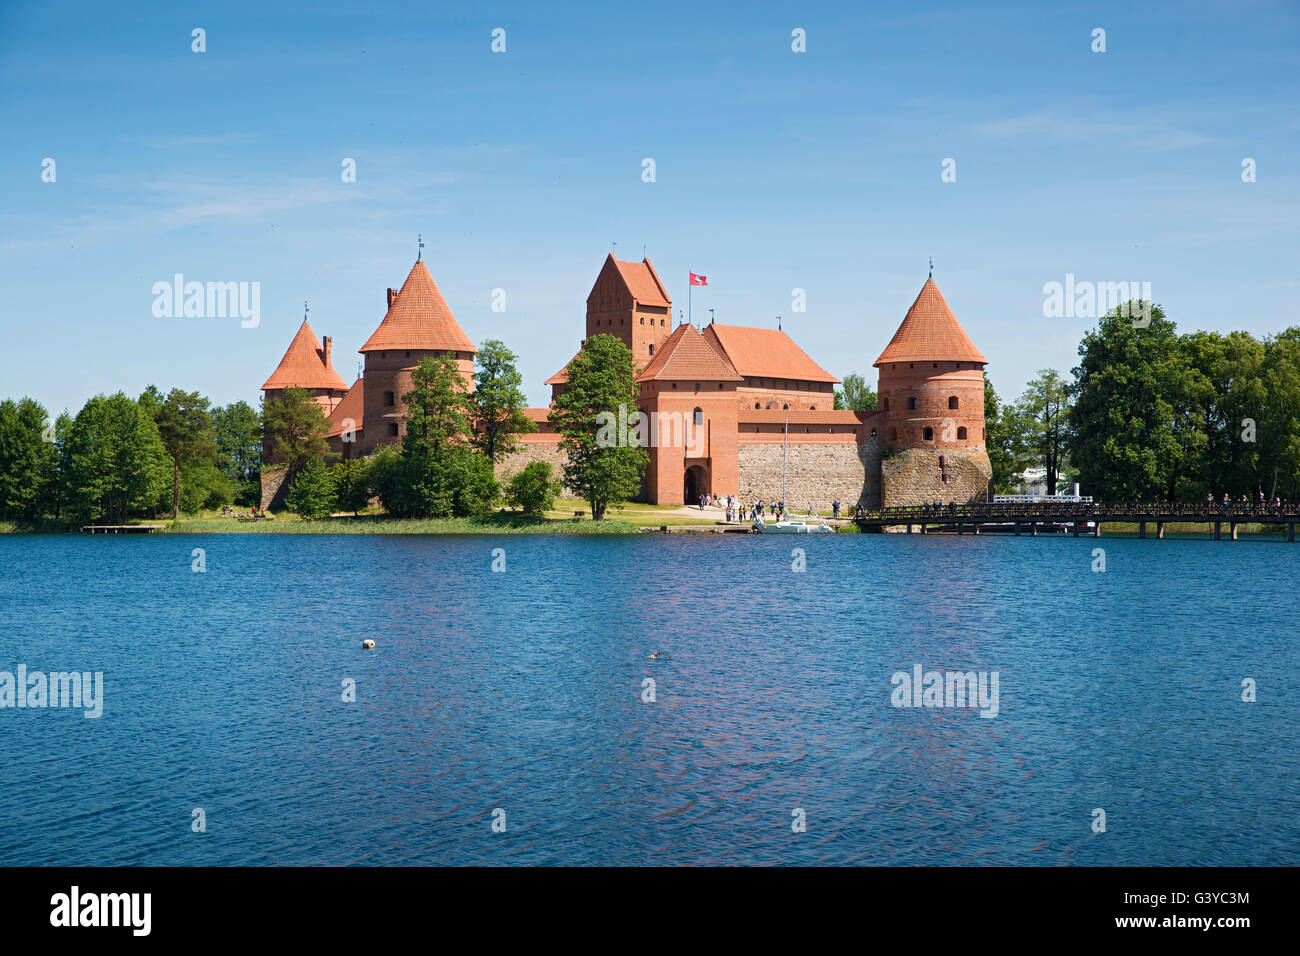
[832,499,840,519]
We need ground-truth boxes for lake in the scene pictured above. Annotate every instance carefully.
[0,531,1295,865]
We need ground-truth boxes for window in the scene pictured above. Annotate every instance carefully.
[908,397,917,410]
[957,426,967,440]
[783,404,789,410]
[809,405,816,410]
[755,403,761,409]
[648,344,654,356]
[693,407,703,426]
[923,427,933,441]
[948,396,959,409]
[388,423,399,436]
[383,390,395,407]
[640,317,644,324]
[870,428,877,438]
[405,351,410,358]
[882,397,890,411]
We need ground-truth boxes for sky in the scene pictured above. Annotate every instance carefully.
[1,0,1298,416]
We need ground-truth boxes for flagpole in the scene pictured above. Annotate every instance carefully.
[688,271,692,326]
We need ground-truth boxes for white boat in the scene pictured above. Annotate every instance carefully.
[752,515,835,534]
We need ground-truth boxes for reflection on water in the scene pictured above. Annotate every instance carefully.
[0,532,1295,865]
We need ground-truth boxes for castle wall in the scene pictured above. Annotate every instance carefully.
[736,437,882,510]
[880,447,991,507]
[494,437,574,496]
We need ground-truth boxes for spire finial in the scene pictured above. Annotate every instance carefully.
[777,315,782,331]
[929,256,933,278]
[417,234,424,261]
[304,300,309,323]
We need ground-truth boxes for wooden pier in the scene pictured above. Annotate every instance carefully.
[854,502,1300,540]
[80,524,168,534]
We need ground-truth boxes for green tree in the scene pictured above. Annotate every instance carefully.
[983,373,1032,494]
[64,392,170,523]
[473,339,535,462]
[1068,302,1184,500]
[1015,369,1072,495]
[155,389,216,519]
[212,400,263,506]
[284,455,336,518]
[505,461,561,516]
[262,387,330,472]
[1260,328,1300,499]
[331,458,372,515]
[0,397,57,519]
[548,334,646,520]
[833,372,877,411]
[393,354,498,517]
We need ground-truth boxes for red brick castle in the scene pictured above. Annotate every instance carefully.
[260,254,992,510]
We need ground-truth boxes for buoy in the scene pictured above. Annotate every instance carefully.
[362,639,375,650]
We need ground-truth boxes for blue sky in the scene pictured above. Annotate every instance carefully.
[2,0,1297,415]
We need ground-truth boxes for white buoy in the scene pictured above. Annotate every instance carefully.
[362,639,375,650]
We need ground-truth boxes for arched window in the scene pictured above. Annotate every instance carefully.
[908,397,917,410]
[809,405,816,410]
[640,317,644,324]
[923,427,934,441]
[648,344,654,356]
[693,407,703,426]
[383,390,395,407]
[948,396,959,409]
[755,402,761,409]
[882,397,890,411]
[783,404,789,410]
[957,426,968,440]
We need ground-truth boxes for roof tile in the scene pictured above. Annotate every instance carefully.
[359,259,476,354]
[874,278,987,366]
[261,320,350,392]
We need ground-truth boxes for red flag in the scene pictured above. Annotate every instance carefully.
[689,272,708,286]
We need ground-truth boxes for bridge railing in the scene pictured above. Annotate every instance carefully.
[854,501,1300,522]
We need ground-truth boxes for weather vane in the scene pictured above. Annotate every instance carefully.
[304,300,309,322]
[418,234,424,261]
[929,256,933,278]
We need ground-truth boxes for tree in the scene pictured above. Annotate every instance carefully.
[155,389,216,519]
[262,387,329,473]
[64,392,169,523]
[1068,302,1184,500]
[505,461,560,516]
[473,339,535,462]
[0,398,57,520]
[833,372,877,411]
[212,400,262,506]
[1260,328,1300,499]
[331,458,372,515]
[284,455,336,518]
[393,354,498,517]
[549,334,646,520]
[1015,369,1072,495]
[983,373,1031,494]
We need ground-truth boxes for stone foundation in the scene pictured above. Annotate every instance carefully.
[260,465,291,511]
[880,447,991,508]
[736,439,882,510]
[494,440,574,496]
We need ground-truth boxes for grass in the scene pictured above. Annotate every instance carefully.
[168,509,642,535]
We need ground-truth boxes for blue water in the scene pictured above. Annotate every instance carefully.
[0,531,1295,866]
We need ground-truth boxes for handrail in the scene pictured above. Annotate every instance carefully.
[854,501,1300,522]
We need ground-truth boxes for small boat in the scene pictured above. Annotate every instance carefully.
[752,515,835,534]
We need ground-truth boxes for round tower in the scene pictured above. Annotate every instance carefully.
[873,275,991,506]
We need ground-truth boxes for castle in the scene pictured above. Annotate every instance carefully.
[260,253,992,511]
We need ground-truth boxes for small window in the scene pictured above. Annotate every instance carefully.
[948,396,959,410]
[388,423,399,436]
[640,317,644,324]
[693,407,703,426]
[809,405,816,410]
[908,397,917,410]
[648,344,654,356]
[783,404,789,410]
[383,390,395,407]
[957,426,967,440]
[755,403,761,409]
[870,428,877,438]
[405,351,410,358]
[882,397,890,411]
[923,427,933,441]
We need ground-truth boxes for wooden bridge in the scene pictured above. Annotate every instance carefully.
[854,502,1300,541]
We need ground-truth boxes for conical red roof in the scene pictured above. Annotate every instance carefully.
[636,323,742,382]
[359,259,476,354]
[261,320,349,391]
[874,278,987,366]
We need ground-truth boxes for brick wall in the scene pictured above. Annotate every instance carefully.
[880,447,991,507]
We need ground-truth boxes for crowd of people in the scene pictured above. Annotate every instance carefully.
[1205,491,1287,515]
[697,494,844,523]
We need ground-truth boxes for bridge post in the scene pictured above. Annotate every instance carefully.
[906,524,912,534]
[1157,521,1165,539]
[1289,523,1295,542]
[919,523,926,535]
[974,523,980,535]
[1093,522,1101,537]
[1230,522,1238,541]
[957,523,964,535]
[1214,521,1221,540]
[1014,522,1021,536]
[1139,521,1146,539]
[1030,522,1038,537]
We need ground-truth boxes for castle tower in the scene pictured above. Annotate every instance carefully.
[261,318,350,463]
[585,254,672,366]
[874,276,991,506]
[358,258,476,452]
[635,323,743,504]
